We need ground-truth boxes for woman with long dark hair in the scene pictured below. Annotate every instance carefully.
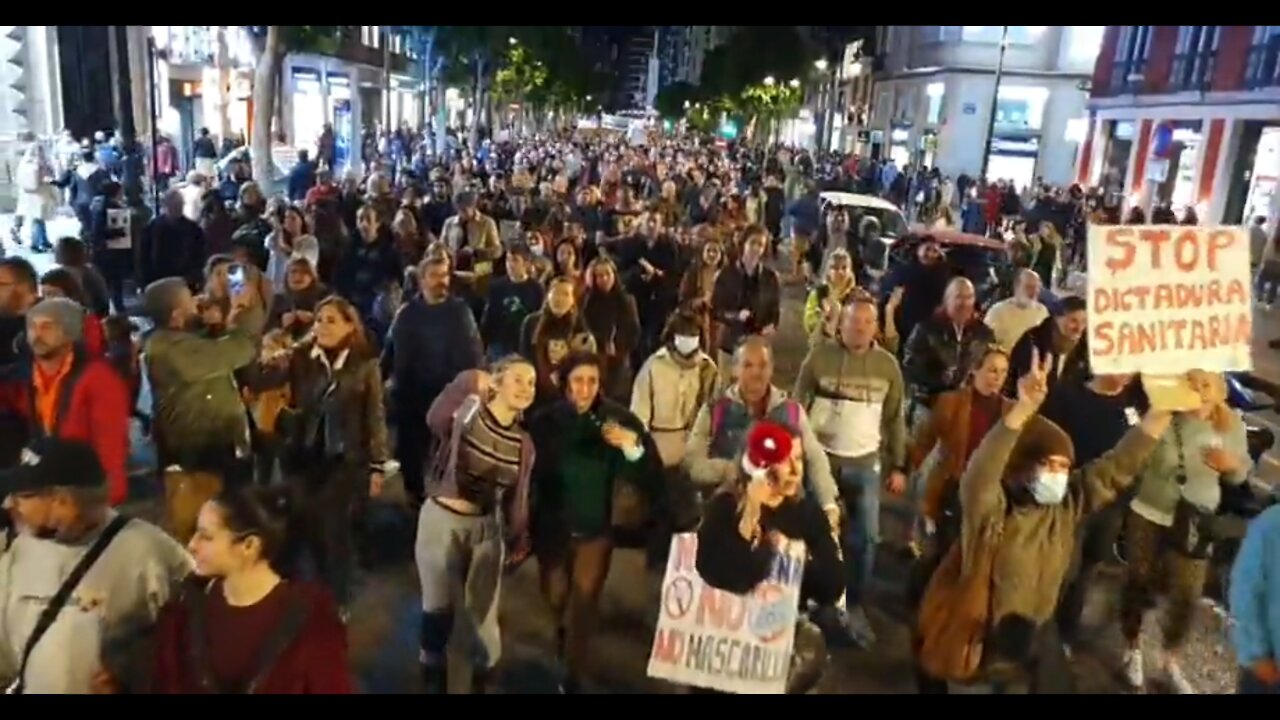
[527,352,659,693]
[580,256,641,403]
[266,205,320,293]
[261,296,390,616]
[151,486,352,693]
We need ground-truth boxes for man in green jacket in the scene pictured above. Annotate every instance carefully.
[141,277,256,541]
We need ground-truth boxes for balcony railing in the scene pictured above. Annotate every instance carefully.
[1169,51,1216,92]
[1244,37,1280,89]
[1109,60,1146,93]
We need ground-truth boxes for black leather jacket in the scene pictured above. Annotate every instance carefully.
[902,311,995,406]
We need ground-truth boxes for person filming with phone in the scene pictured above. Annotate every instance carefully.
[142,274,258,544]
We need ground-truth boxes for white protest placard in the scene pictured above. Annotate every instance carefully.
[646,532,805,695]
[1087,224,1252,375]
[105,207,132,249]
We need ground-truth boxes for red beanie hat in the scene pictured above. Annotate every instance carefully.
[741,421,794,478]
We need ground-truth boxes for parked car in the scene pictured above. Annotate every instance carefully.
[817,191,909,280]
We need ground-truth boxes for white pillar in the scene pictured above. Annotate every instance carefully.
[27,26,62,136]
[128,26,151,145]
[1205,118,1242,225]
[319,58,330,127]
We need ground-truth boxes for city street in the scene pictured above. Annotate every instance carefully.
[2,220,1252,693]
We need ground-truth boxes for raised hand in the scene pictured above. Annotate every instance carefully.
[1015,347,1054,411]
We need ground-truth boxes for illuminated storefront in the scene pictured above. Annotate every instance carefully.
[282,55,367,174]
[149,25,257,167]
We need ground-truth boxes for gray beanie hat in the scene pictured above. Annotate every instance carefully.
[28,297,84,343]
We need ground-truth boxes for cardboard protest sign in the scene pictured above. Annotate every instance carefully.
[646,533,805,695]
[1087,225,1252,375]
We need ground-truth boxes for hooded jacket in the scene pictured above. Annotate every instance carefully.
[957,415,1156,654]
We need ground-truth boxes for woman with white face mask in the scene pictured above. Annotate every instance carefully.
[630,311,720,551]
[630,311,719,471]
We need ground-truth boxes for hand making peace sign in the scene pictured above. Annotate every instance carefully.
[1015,346,1055,411]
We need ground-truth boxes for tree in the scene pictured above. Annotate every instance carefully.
[654,81,698,120]
[244,26,339,186]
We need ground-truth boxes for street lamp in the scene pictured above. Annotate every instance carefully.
[586,95,592,102]
[814,59,829,72]
[788,78,801,88]
[979,25,1045,179]
[508,36,518,45]
[763,75,776,86]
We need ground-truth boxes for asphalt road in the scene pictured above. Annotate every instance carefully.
[0,220,1249,694]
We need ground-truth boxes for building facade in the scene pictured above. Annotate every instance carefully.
[1082,25,1280,228]
[656,26,731,90]
[870,25,1105,189]
[621,27,656,110]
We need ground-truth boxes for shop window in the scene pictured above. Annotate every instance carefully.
[959,26,1045,45]
[1170,26,1219,91]
[925,82,944,125]
[1111,26,1152,92]
[361,26,381,49]
[993,86,1048,131]
[1245,26,1280,89]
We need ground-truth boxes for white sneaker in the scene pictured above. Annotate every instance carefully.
[1164,660,1196,695]
[1122,648,1144,689]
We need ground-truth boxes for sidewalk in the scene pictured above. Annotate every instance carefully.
[0,212,79,276]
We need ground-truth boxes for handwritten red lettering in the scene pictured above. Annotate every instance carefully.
[672,534,697,574]
[1090,312,1252,358]
[650,628,684,664]
[695,587,747,632]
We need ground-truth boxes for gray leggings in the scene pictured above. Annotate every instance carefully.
[415,500,505,669]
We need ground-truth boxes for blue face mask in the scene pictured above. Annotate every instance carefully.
[1029,470,1070,505]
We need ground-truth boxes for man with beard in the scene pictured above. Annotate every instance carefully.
[383,255,484,506]
[139,190,206,289]
[0,298,130,505]
[0,437,192,693]
[420,178,456,239]
[142,278,257,540]
[617,213,680,366]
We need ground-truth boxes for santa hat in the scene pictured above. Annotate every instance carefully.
[741,421,795,478]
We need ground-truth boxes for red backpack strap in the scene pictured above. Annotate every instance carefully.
[709,396,732,438]
[784,399,801,428]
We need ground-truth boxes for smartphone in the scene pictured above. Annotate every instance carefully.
[227,264,246,295]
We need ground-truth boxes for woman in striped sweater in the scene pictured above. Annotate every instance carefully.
[416,357,537,694]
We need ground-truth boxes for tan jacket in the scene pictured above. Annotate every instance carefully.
[440,212,502,262]
[630,347,718,467]
[909,387,1014,521]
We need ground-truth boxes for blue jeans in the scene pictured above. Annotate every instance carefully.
[29,218,48,250]
[835,461,880,606]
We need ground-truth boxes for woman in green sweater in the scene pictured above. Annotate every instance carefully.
[527,351,661,694]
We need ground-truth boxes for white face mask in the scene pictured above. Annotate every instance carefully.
[672,335,701,356]
[1029,470,1070,505]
